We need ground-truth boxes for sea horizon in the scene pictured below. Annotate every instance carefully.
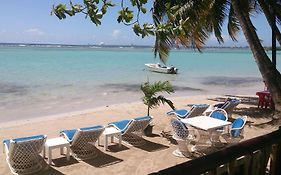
[0,42,257,49]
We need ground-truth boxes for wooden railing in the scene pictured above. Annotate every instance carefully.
[151,127,281,175]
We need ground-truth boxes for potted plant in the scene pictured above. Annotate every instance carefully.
[140,81,175,136]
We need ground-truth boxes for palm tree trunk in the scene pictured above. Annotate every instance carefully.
[258,0,281,46]
[231,0,281,115]
[147,107,150,116]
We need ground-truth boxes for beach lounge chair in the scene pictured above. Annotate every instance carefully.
[167,104,210,119]
[213,99,241,118]
[3,135,47,175]
[170,118,196,157]
[224,116,247,144]
[60,125,104,159]
[109,116,153,146]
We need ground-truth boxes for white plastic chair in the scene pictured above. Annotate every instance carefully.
[170,118,196,157]
[224,116,247,144]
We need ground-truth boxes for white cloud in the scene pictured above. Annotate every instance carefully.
[111,29,121,38]
[24,28,45,36]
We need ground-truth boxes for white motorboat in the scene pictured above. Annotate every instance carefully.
[145,63,178,74]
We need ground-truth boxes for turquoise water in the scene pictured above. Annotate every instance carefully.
[0,46,280,122]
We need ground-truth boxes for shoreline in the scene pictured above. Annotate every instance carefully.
[0,93,257,128]
[0,84,262,124]
[0,94,220,127]
[0,93,240,128]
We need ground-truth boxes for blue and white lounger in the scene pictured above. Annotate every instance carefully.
[167,104,210,119]
[60,125,104,159]
[3,135,47,175]
[109,116,153,146]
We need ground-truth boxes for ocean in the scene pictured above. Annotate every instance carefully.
[0,45,280,122]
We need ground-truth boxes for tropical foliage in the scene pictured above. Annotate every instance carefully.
[141,81,175,116]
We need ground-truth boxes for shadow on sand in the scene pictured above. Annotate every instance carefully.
[134,139,169,152]
[83,148,123,168]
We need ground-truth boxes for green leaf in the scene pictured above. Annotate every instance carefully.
[96,13,103,19]
[133,24,142,36]
[140,0,148,5]
[141,7,147,13]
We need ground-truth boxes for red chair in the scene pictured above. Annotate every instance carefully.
[256,91,274,109]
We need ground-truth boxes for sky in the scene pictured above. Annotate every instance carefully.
[0,0,278,46]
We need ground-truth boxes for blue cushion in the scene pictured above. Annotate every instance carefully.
[3,139,10,149]
[210,111,227,121]
[109,119,132,134]
[167,109,189,118]
[13,135,45,143]
[80,125,103,131]
[194,104,209,108]
[134,116,152,121]
[230,99,240,103]
[231,118,245,137]
[3,135,45,150]
[61,129,78,141]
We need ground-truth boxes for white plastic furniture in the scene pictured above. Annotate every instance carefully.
[181,116,231,131]
[99,126,122,151]
[43,137,70,166]
[181,116,231,146]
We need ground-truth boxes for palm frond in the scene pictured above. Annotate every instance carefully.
[227,3,240,41]
[208,0,229,43]
[156,95,175,110]
[275,3,281,25]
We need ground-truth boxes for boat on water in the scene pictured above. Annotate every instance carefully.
[145,63,178,74]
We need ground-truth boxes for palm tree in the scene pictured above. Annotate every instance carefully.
[141,81,175,116]
[153,0,281,116]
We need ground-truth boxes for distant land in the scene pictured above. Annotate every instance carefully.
[0,42,280,51]
[0,42,249,49]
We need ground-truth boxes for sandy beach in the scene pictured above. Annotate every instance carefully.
[0,94,278,175]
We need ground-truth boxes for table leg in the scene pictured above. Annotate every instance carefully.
[66,146,70,161]
[111,136,114,143]
[118,134,122,148]
[48,148,52,165]
[104,135,108,151]
[60,147,64,155]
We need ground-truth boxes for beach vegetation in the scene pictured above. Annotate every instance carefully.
[52,0,281,118]
[141,81,175,116]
